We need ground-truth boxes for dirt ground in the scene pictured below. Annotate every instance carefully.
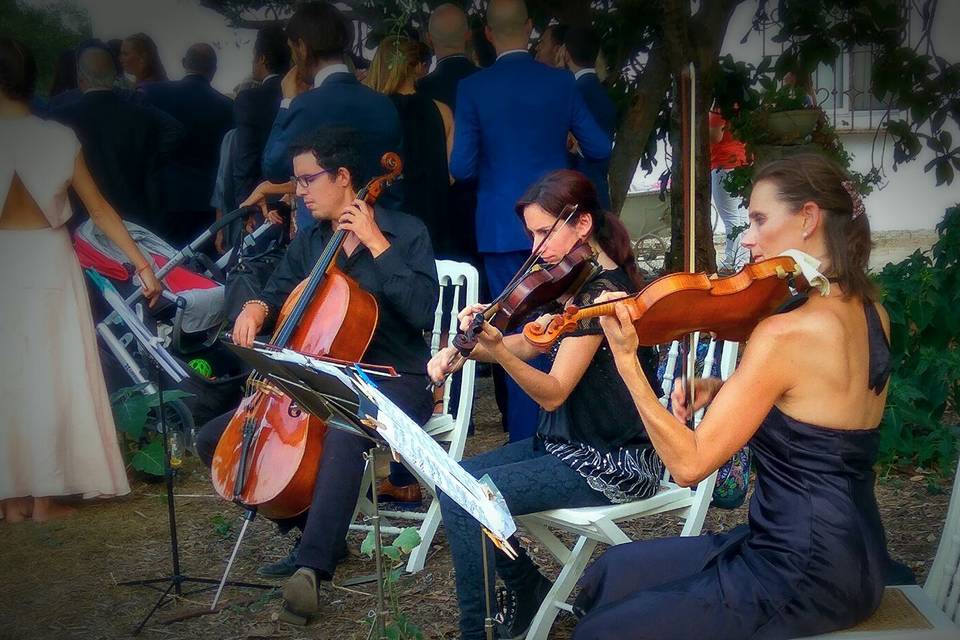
[0,376,954,640]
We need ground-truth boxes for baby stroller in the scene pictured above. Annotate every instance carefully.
[75,208,267,447]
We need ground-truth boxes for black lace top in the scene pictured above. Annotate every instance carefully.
[536,267,660,451]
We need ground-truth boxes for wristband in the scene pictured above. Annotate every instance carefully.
[242,299,271,317]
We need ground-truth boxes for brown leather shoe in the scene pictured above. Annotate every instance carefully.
[376,478,423,504]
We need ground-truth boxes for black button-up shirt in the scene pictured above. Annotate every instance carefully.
[260,205,439,377]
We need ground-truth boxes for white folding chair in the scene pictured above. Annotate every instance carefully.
[805,456,960,639]
[517,336,740,640]
[350,259,479,573]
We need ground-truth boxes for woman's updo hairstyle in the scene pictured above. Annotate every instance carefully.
[515,169,644,290]
[753,153,877,301]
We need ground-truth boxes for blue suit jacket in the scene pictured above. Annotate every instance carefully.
[141,75,233,216]
[573,72,617,210]
[450,52,611,253]
[262,72,402,215]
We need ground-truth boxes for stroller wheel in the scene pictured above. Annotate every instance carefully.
[145,398,197,456]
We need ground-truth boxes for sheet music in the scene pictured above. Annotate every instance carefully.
[352,378,517,544]
[251,345,517,544]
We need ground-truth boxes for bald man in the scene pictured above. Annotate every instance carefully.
[449,0,611,444]
[51,45,184,232]
[417,3,477,111]
[141,42,233,246]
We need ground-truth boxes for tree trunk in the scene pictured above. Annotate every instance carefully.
[608,45,672,216]
[661,0,743,273]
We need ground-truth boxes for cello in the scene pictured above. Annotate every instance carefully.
[210,153,402,521]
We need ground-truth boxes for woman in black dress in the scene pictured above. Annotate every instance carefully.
[365,36,455,258]
[577,153,893,639]
[428,170,664,640]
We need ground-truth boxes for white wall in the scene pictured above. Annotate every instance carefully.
[37,0,258,96]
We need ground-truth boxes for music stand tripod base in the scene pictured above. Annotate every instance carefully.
[118,361,271,635]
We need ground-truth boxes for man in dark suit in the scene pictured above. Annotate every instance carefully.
[260,1,402,233]
[142,43,233,246]
[416,3,477,111]
[450,0,611,442]
[51,46,184,232]
[563,25,617,210]
[232,26,289,205]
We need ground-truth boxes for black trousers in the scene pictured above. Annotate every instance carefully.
[196,374,433,578]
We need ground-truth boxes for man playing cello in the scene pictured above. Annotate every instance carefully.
[195,126,438,618]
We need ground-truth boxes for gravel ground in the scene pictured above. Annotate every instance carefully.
[0,376,953,640]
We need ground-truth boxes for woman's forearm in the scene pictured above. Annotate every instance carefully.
[492,344,566,411]
[91,205,151,269]
[617,355,704,486]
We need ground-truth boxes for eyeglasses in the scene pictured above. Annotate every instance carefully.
[291,169,329,188]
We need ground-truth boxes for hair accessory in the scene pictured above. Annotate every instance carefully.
[841,180,866,220]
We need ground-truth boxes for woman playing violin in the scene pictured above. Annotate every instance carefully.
[428,170,663,640]
[574,154,896,639]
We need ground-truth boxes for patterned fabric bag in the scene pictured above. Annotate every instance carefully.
[656,340,751,509]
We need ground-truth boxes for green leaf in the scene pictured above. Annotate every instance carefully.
[393,527,422,554]
[361,530,376,557]
[113,393,151,440]
[382,545,401,562]
[131,438,165,476]
[211,514,233,538]
[145,390,195,407]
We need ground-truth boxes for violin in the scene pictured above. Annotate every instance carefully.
[453,240,600,354]
[523,255,806,349]
[210,153,401,520]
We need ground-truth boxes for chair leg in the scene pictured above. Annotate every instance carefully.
[526,536,598,640]
[405,499,442,573]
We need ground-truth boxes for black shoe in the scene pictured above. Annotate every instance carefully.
[258,537,300,578]
[494,574,553,640]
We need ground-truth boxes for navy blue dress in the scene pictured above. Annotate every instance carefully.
[573,303,892,639]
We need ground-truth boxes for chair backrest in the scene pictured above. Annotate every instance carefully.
[923,456,960,623]
[655,335,740,535]
[430,260,480,459]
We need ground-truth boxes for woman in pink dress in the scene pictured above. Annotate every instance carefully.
[0,38,162,522]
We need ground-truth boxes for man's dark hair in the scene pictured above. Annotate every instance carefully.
[0,37,37,101]
[563,25,598,69]
[285,2,352,64]
[255,25,290,75]
[548,23,568,47]
[290,126,365,189]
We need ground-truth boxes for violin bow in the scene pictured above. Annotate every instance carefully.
[680,63,698,427]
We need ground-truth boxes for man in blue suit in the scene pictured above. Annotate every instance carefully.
[563,25,617,210]
[450,0,611,441]
[259,1,402,233]
[141,43,233,247]
[232,26,289,206]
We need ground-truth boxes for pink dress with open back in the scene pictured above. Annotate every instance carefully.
[0,115,130,504]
